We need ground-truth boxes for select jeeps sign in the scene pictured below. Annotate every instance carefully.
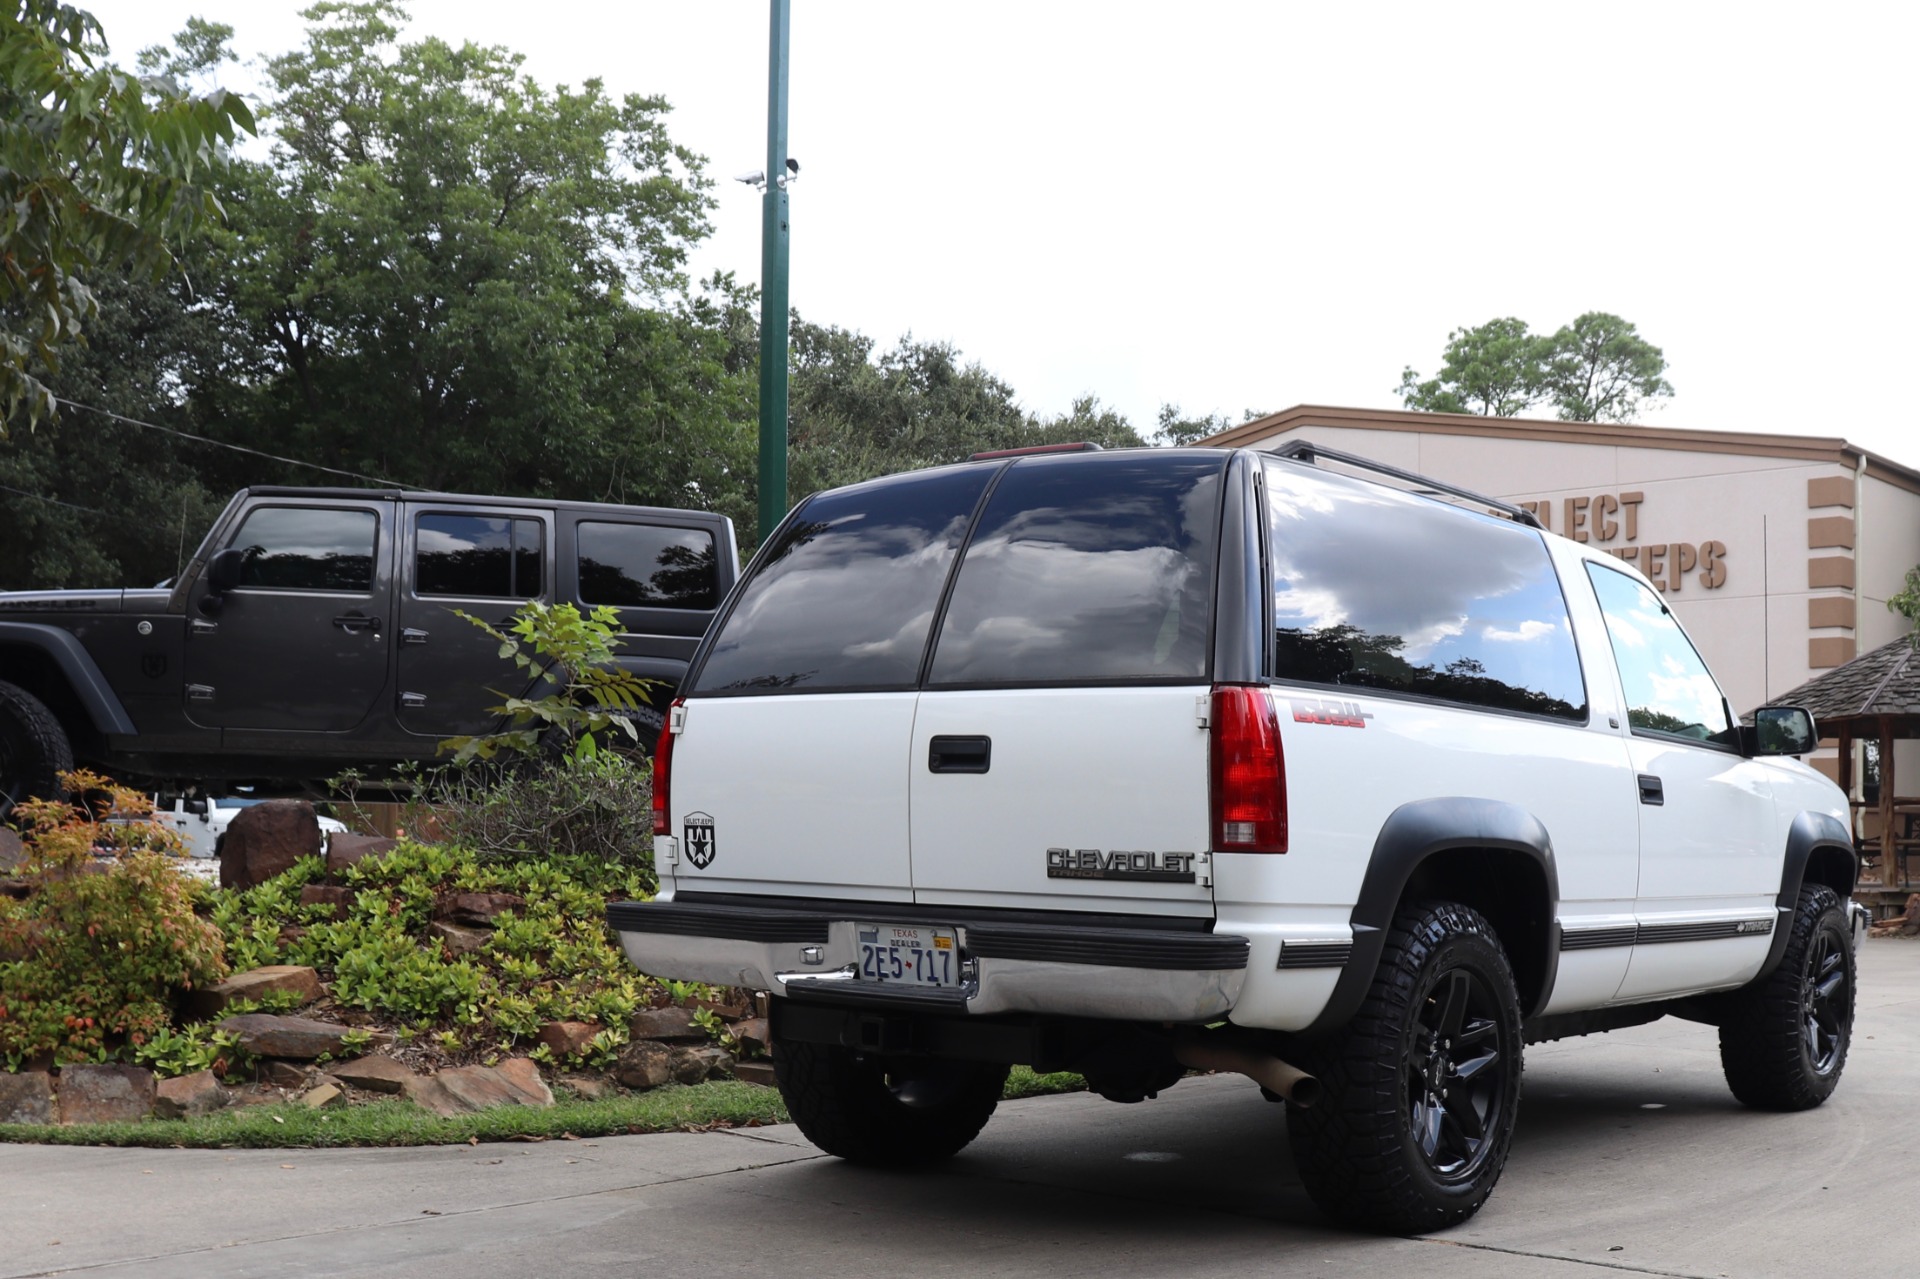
[683,813,716,869]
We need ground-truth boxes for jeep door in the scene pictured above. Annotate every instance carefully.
[908,453,1225,916]
[395,503,553,737]
[183,498,396,731]
[1583,563,1777,999]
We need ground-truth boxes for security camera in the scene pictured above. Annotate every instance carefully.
[734,170,766,188]
[785,158,800,175]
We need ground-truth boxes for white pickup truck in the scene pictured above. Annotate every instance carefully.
[149,794,350,862]
[610,441,1864,1231]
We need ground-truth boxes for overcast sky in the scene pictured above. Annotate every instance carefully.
[83,1,1920,465]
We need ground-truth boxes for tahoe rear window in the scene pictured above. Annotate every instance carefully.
[1266,464,1587,721]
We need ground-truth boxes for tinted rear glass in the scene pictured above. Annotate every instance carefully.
[927,453,1224,685]
[692,467,992,693]
[416,514,543,598]
[1266,464,1586,721]
[578,523,718,610]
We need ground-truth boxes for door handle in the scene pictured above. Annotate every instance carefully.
[401,628,429,646]
[334,614,381,635]
[190,619,218,635]
[1638,774,1664,806]
[400,692,427,709]
[929,735,991,774]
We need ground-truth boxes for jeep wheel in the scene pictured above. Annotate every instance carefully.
[1718,884,1854,1111]
[1287,900,1523,1233]
[0,680,72,820]
[773,1037,1008,1166]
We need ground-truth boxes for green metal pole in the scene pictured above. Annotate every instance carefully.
[756,0,791,543]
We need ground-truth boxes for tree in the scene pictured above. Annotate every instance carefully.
[1398,313,1673,422]
[0,0,252,428]
[1153,404,1269,447]
[1891,565,1920,645]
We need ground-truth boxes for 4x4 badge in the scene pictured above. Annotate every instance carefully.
[683,812,716,869]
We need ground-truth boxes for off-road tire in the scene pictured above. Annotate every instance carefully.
[1718,884,1854,1111]
[0,680,72,819]
[773,1038,1009,1166]
[1286,900,1524,1233]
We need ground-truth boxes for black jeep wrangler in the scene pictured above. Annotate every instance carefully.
[0,486,738,811]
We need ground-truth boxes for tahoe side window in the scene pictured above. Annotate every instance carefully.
[228,507,377,592]
[1266,465,1587,721]
[692,467,993,693]
[578,523,717,610]
[415,514,544,599]
[927,453,1224,685]
[1585,563,1734,745]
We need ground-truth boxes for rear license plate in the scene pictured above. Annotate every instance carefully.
[856,923,960,987]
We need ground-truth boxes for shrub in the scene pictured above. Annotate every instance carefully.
[0,773,228,1069]
[425,752,655,890]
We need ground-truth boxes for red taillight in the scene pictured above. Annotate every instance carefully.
[1210,684,1287,853]
[651,699,681,837]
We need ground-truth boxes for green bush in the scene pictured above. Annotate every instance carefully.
[0,773,228,1069]
[426,752,656,890]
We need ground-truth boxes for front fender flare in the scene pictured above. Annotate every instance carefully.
[0,622,137,735]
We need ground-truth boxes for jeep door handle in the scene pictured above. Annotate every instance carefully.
[401,628,429,645]
[1638,774,1664,806]
[334,614,381,635]
[929,735,991,774]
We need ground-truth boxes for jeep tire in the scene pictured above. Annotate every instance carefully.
[0,680,72,819]
[773,1037,1008,1167]
[1287,900,1524,1233]
[1718,884,1855,1111]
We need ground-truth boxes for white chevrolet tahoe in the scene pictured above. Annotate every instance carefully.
[610,441,1863,1232]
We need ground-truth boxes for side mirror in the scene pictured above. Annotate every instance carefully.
[1750,706,1817,758]
[207,547,248,594]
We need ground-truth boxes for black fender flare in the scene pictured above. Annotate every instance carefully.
[1755,810,1857,979]
[1304,797,1561,1036]
[0,622,137,736]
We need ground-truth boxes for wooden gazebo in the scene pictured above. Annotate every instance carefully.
[1772,633,1920,898]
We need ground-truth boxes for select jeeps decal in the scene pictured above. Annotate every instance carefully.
[1047,847,1196,884]
[683,812,716,869]
[1290,697,1373,728]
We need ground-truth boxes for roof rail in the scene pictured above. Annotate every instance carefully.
[969,441,1104,462]
[1267,439,1544,530]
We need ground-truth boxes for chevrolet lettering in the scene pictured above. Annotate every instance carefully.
[1045,847,1197,882]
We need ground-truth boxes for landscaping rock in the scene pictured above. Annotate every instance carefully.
[403,1074,465,1118]
[560,1075,609,1101]
[0,825,24,872]
[535,1021,601,1058]
[188,964,324,1018]
[277,925,308,947]
[219,1014,381,1060]
[219,800,322,889]
[325,833,397,875]
[302,1081,345,1109]
[428,919,490,957]
[0,876,30,901]
[228,1083,283,1108]
[260,1059,310,1089]
[330,1056,413,1095]
[297,884,356,920]
[628,1007,704,1042]
[435,891,525,926]
[695,998,748,1021]
[436,1065,526,1113]
[58,1064,155,1124]
[669,1045,732,1085]
[495,1058,554,1107]
[729,1017,770,1055]
[730,1061,777,1088]
[0,1070,55,1124]
[154,1070,231,1119]
[612,1040,673,1090]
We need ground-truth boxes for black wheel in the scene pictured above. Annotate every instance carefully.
[1718,884,1855,1111]
[773,1036,1009,1166]
[1287,900,1524,1233]
[0,680,72,820]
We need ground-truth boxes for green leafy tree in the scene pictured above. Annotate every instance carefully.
[1398,313,1672,422]
[1890,564,1920,645]
[0,0,253,428]
[1153,404,1269,447]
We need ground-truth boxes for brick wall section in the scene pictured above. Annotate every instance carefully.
[1807,476,1858,669]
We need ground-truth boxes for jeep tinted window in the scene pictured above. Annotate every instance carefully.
[229,507,377,593]
[1266,465,1586,721]
[928,453,1224,685]
[1585,563,1734,745]
[416,514,543,598]
[578,523,717,610]
[692,467,992,693]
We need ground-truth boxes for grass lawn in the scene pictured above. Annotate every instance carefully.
[0,1068,1087,1149]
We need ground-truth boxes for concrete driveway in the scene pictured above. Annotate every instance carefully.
[5,940,1916,1279]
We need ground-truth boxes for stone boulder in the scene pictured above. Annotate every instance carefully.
[405,1064,546,1117]
[670,1045,733,1085]
[428,920,489,957]
[535,1021,600,1058]
[0,1070,54,1124]
[434,892,525,926]
[297,884,356,920]
[325,833,397,875]
[0,825,24,873]
[58,1064,155,1124]
[628,1007,704,1042]
[495,1058,554,1107]
[301,1080,345,1109]
[187,964,324,1019]
[613,1040,673,1090]
[259,1059,310,1089]
[219,800,322,889]
[330,1056,413,1095]
[154,1070,231,1119]
[729,1018,770,1055]
[731,1061,777,1088]
[218,1013,382,1060]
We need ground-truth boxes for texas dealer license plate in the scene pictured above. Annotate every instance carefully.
[856,923,960,987]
